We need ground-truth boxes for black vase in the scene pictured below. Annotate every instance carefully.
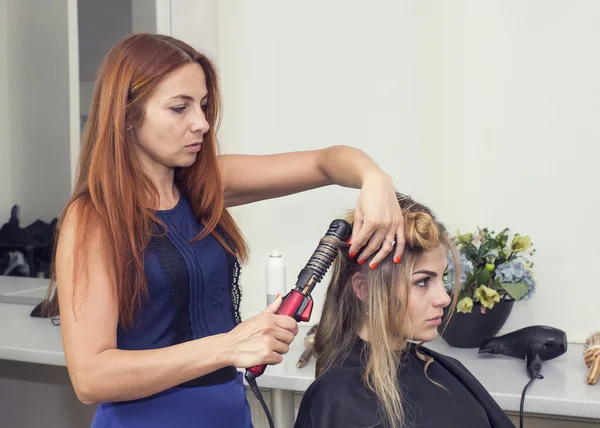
[438,299,515,348]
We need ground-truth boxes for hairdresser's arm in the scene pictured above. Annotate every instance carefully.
[219,145,404,264]
[220,145,382,205]
[57,205,296,404]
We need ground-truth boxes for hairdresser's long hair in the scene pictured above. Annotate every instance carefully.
[315,194,461,428]
[43,33,248,329]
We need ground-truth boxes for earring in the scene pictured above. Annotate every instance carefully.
[126,126,133,132]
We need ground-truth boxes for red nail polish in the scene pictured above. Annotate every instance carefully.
[370,263,378,270]
[394,257,401,264]
[347,238,352,244]
[358,259,365,265]
[350,253,357,258]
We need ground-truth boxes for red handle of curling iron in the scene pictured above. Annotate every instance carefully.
[245,218,352,382]
[246,290,314,378]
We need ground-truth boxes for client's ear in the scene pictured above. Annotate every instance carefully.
[351,272,368,302]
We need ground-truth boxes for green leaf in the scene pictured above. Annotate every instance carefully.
[463,243,479,261]
[495,228,510,248]
[487,240,499,249]
[478,241,490,257]
[489,281,503,291]
[478,270,491,286]
[500,282,529,301]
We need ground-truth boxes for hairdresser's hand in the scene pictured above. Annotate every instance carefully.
[348,173,404,268]
[224,295,298,368]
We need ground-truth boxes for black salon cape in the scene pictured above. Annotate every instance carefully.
[294,341,515,428]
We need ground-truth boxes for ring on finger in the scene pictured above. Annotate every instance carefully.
[384,238,396,246]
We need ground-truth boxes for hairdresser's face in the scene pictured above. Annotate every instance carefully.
[405,244,451,342]
[135,63,209,170]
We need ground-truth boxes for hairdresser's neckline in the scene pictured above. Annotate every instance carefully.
[156,195,184,214]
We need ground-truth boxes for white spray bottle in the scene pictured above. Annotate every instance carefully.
[266,250,286,306]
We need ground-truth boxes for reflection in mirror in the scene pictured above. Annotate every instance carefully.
[0,0,158,280]
[79,0,158,130]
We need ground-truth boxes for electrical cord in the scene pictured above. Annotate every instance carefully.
[519,373,543,428]
[521,350,544,428]
[246,375,275,428]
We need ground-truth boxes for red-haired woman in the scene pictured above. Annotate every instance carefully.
[44,33,405,427]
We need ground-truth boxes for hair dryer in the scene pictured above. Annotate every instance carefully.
[478,325,567,428]
[244,219,352,428]
[478,325,567,375]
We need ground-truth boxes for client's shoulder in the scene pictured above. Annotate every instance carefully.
[296,362,378,428]
[308,362,363,396]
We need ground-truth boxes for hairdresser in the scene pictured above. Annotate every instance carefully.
[42,33,404,428]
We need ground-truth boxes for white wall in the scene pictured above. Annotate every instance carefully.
[155,0,172,36]
[433,1,600,343]
[170,0,220,69]
[5,0,73,226]
[0,0,12,221]
[216,1,446,327]
[214,1,600,344]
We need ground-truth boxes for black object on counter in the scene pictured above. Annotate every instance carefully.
[479,325,568,428]
[0,205,57,278]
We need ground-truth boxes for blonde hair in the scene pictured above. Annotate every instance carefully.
[315,193,461,428]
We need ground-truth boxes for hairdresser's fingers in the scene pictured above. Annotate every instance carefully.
[355,226,388,267]
[393,218,406,263]
[368,229,398,268]
[348,207,365,257]
[263,294,283,314]
[350,216,377,259]
[272,326,296,345]
[271,338,290,356]
[274,314,299,337]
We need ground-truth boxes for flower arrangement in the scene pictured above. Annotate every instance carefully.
[443,227,536,314]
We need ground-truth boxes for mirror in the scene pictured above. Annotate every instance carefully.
[0,0,159,282]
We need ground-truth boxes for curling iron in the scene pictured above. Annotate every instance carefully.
[245,218,353,428]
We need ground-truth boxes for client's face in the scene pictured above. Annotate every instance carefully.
[405,244,451,342]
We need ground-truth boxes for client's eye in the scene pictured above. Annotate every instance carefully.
[170,106,186,114]
[415,277,430,288]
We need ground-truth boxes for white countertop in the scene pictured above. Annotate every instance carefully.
[0,301,65,365]
[1,277,599,420]
[0,276,49,304]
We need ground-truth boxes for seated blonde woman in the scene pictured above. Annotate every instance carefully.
[294,194,514,428]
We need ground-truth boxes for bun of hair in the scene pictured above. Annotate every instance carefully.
[404,211,440,250]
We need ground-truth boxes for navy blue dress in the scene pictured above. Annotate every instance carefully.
[91,196,253,428]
